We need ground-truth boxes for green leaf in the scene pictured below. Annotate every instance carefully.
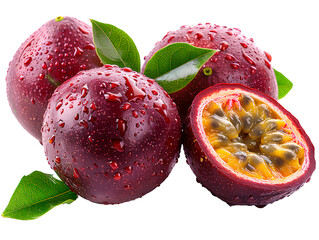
[143,43,217,94]
[91,19,140,72]
[2,171,77,220]
[274,68,293,99]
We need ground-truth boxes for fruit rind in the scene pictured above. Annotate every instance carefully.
[183,83,315,206]
[42,65,181,204]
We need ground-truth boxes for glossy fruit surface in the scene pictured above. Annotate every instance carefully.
[183,83,315,206]
[42,65,181,204]
[142,23,278,119]
[6,16,102,141]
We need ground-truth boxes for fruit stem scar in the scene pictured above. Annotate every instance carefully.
[55,16,64,22]
[203,67,213,76]
[47,75,61,87]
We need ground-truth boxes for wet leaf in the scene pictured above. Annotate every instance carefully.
[143,43,217,94]
[274,68,293,99]
[91,19,140,72]
[2,171,77,220]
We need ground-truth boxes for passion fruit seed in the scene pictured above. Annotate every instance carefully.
[203,93,304,180]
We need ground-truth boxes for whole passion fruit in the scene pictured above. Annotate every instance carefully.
[42,65,181,204]
[142,23,278,119]
[183,83,315,207]
[6,16,102,141]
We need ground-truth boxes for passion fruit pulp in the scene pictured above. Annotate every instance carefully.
[183,83,315,206]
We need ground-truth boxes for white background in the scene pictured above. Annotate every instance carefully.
[1,0,318,239]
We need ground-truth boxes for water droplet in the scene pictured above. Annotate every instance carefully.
[230,63,240,69]
[58,120,65,127]
[42,62,47,69]
[73,168,80,178]
[264,51,272,62]
[123,67,132,72]
[219,41,229,51]
[124,166,132,174]
[124,76,146,102]
[132,111,139,118]
[121,102,131,111]
[55,156,61,164]
[151,90,158,95]
[109,161,119,170]
[56,99,63,110]
[154,99,170,123]
[31,98,35,104]
[81,84,88,98]
[47,54,53,60]
[240,42,248,48]
[90,102,97,111]
[167,35,175,43]
[264,59,271,69]
[88,136,94,142]
[194,32,203,40]
[24,57,32,66]
[79,26,89,34]
[74,114,79,120]
[113,172,122,180]
[250,66,257,74]
[242,52,255,66]
[112,139,125,152]
[84,43,95,50]
[73,47,84,57]
[225,54,236,61]
[105,92,122,103]
[124,185,131,190]
[79,120,88,128]
[116,118,127,136]
[49,135,55,144]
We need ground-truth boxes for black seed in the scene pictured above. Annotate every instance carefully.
[242,114,253,132]
[229,112,242,131]
[246,163,256,172]
[273,157,285,167]
[284,150,296,161]
[241,94,254,109]
[234,151,247,162]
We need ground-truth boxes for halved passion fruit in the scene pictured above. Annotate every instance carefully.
[183,83,315,207]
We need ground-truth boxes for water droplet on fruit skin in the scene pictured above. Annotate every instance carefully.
[79,26,89,34]
[242,52,255,66]
[154,99,170,123]
[55,156,61,164]
[132,111,139,118]
[264,59,271,69]
[124,185,131,190]
[220,41,229,51]
[124,76,146,102]
[74,168,80,178]
[194,32,203,40]
[230,63,240,69]
[116,118,127,136]
[73,47,84,57]
[58,120,65,127]
[121,103,131,111]
[113,172,122,180]
[31,98,35,104]
[124,166,132,174]
[264,51,272,62]
[112,139,125,152]
[105,92,122,103]
[84,43,95,50]
[109,161,119,170]
[240,42,248,48]
[24,57,32,66]
[49,135,55,144]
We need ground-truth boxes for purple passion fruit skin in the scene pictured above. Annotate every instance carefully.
[142,23,278,119]
[6,16,102,141]
[183,83,315,207]
[42,65,181,204]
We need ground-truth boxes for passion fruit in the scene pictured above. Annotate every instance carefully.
[6,16,102,141]
[42,65,181,204]
[183,83,315,206]
[142,23,278,119]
